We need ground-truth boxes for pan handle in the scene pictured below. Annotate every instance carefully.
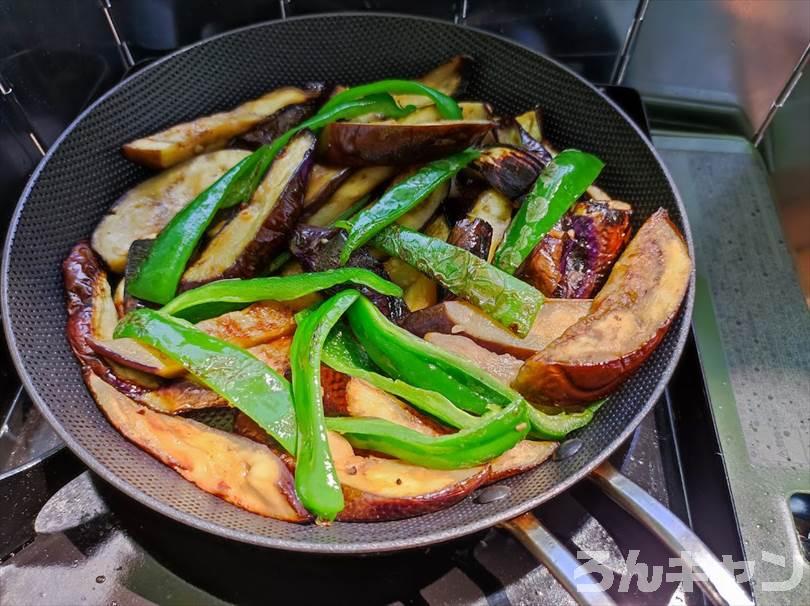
[590,461,754,606]
[500,512,618,606]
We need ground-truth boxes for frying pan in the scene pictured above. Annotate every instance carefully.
[2,14,750,606]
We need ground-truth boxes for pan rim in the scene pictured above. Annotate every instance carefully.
[1,11,695,554]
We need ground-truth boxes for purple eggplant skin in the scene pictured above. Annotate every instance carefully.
[494,116,553,167]
[230,83,326,150]
[469,145,545,199]
[447,218,493,261]
[289,225,409,324]
[442,217,493,301]
[521,200,632,298]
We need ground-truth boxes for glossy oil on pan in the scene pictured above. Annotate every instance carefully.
[2,14,694,553]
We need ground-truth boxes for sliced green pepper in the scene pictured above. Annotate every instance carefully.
[346,296,512,414]
[322,322,479,430]
[319,79,462,120]
[346,297,601,439]
[493,149,604,274]
[127,149,274,304]
[336,149,480,264]
[372,225,543,336]
[326,398,529,469]
[126,94,416,305]
[527,400,605,441]
[290,290,360,521]
[161,268,402,319]
[114,309,296,453]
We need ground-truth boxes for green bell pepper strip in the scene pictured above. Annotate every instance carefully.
[493,149,604,274]
[527,400,605,441]
[335,149,480,264]
[127,149,274,304]
[346,296,513,414]
[289,290,360,521]
[114,308,297,453]
[346,296,602,439]
[326,398,529,469]
[160,268,402,319]
[126,94,415,305]
[319,79,462,120]
[322,322,479,430]
[371,225,543,337]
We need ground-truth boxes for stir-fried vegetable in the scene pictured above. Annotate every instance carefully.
[372,225,543,336]
[319,79,462,120]
[161,268,402,319]
[346,296,512,414]
[115,309,297,453]
[346,296,604,439]
[127,94,417,305]
[322,322,479,430]
[127,150,274,304]
[290,290,360,521]
[326,398,529,469]
[493,149,604,274]
[336,149,479,263]
[527,402,604,441]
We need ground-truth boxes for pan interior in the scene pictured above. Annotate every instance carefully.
[2,14,693,553]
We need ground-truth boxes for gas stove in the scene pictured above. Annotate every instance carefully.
[0,83,744,606]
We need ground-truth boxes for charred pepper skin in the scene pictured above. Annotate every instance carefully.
[493,149,604,275]
[127,94,416,305]
[114,308,297,453]
[290,290,361,522]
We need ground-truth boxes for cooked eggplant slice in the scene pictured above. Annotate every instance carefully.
[467,189,513,262]
[304,166,396,227]
[396,54,471,108]
[515,210,691,405]
[488,440,557,483]
[92,150,250,273]
[424,332,523,386]
[325,376,447,436]
[317,121,494,167]
[521,199,632,298]
[469,145,546,199]
[403,299,591,360]
[383,258,438,312]
[91,301,295,379]
[515,107,542,140]
[122,86,323,169]
[231,93,322,149]
[330,432,488,522]
[181,130,316,289]
[447,217,492,261]
[234,412,486,523]
[395,101,492,124]
[303,164,353,211]
[290,225,408,323]
[63,242,151,398]
[86,373,310,522]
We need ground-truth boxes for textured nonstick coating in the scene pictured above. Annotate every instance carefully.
[2,14,694,553]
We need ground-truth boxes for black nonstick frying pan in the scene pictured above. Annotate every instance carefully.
[2,14,750,606]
